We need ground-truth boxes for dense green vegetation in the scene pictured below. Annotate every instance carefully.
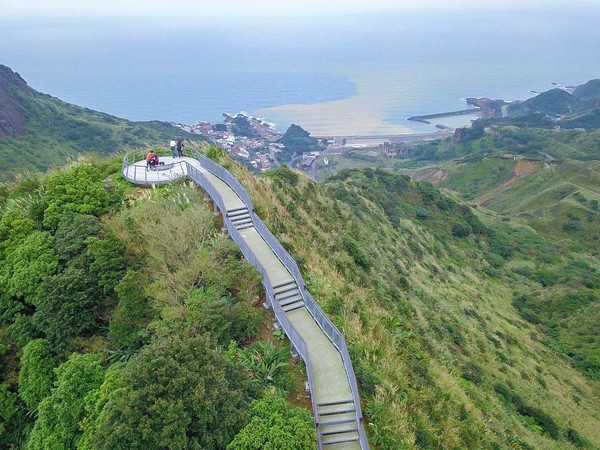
[0,158,313,449]
[0,65,199,181]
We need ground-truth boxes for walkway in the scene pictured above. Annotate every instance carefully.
[122,151,368,450]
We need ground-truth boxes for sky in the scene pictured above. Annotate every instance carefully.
[1,0,599,20]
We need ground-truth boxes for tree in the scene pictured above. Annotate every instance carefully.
[33,267,101,352]
[0,383,28,448]
[0,230,59,323]
[53,214,100,264]
[86,236,127,297]
[78,363,125,450]
[90,334,256,449]
[18,339,58,411]
[42,166,110,230]
[26,353,105,450]
[108,270,154,350]
[227,395,316,450]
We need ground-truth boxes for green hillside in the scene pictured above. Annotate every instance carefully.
[0,65,198,181]
[0,152,598,448]
[509,88,580,116]
[235,163,600,449]
[572,79,600,101]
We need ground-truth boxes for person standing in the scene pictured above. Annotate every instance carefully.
[170,139,177,158]
[178,139,184,157]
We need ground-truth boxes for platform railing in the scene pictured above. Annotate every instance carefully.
[122,149,369,450]
[121,148,188,186]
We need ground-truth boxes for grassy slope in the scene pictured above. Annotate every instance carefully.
[0,67,198,181]
[219,159,599,449]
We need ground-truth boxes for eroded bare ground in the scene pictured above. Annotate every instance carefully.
[475,160,539,206]
[406,167,449,184]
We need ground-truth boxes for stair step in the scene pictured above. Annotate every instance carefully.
[275,289,301,301]
[230,213,251,221]
[226,206,247,214]
[273,284,298,296]
[319,408,355,417]
[319,416,357,428]
[318,399,354,407]
[321,432,360,446]
[236,224,254,231]
[227,211,249,219]
[318,402,356,416]
[232,218,253,227]
[282,301,305,313]
[278,295,303,307]
[272,280,296,290]
[321,426,358,437]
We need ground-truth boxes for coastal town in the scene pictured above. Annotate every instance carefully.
[174,113,283,172]
[173,112,452,175]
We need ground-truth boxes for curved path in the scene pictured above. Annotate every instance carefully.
[122,149,369,450]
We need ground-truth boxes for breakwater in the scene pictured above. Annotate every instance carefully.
[408,108,480,124]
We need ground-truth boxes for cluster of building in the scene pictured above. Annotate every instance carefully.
[174,113,285,172]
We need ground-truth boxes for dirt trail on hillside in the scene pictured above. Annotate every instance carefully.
[475,160,538,206]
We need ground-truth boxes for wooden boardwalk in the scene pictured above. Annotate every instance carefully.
[123,153,367,449]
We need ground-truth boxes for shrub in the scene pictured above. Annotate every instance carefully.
[415,207,431,220]
[227,395,315,450]
[532,268,556,287]
[342,236,370,269]
[566,427,591,448]
[355,364,379,397]
[264,166,299,187]
[109,270,155,350]
[452,223,471,238]
[516,405,560,440]
[461,361,484,384]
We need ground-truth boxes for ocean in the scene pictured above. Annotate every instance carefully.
[2,9,600,135]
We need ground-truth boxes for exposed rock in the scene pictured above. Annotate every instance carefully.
[466,97,508,119]
[0,65,29,138]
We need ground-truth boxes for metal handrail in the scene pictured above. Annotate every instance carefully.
[122,149,369,449]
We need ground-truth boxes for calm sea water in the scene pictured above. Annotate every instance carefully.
[2,10,600,135]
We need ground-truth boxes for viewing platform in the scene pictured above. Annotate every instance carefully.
[121,151,206,186]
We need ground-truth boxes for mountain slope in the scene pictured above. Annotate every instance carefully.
[510,88,581,116]
[0,152,598,448]
[223,161,599,449]
[0,65,197,181]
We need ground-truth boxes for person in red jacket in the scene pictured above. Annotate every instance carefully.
[146,151,159,170]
